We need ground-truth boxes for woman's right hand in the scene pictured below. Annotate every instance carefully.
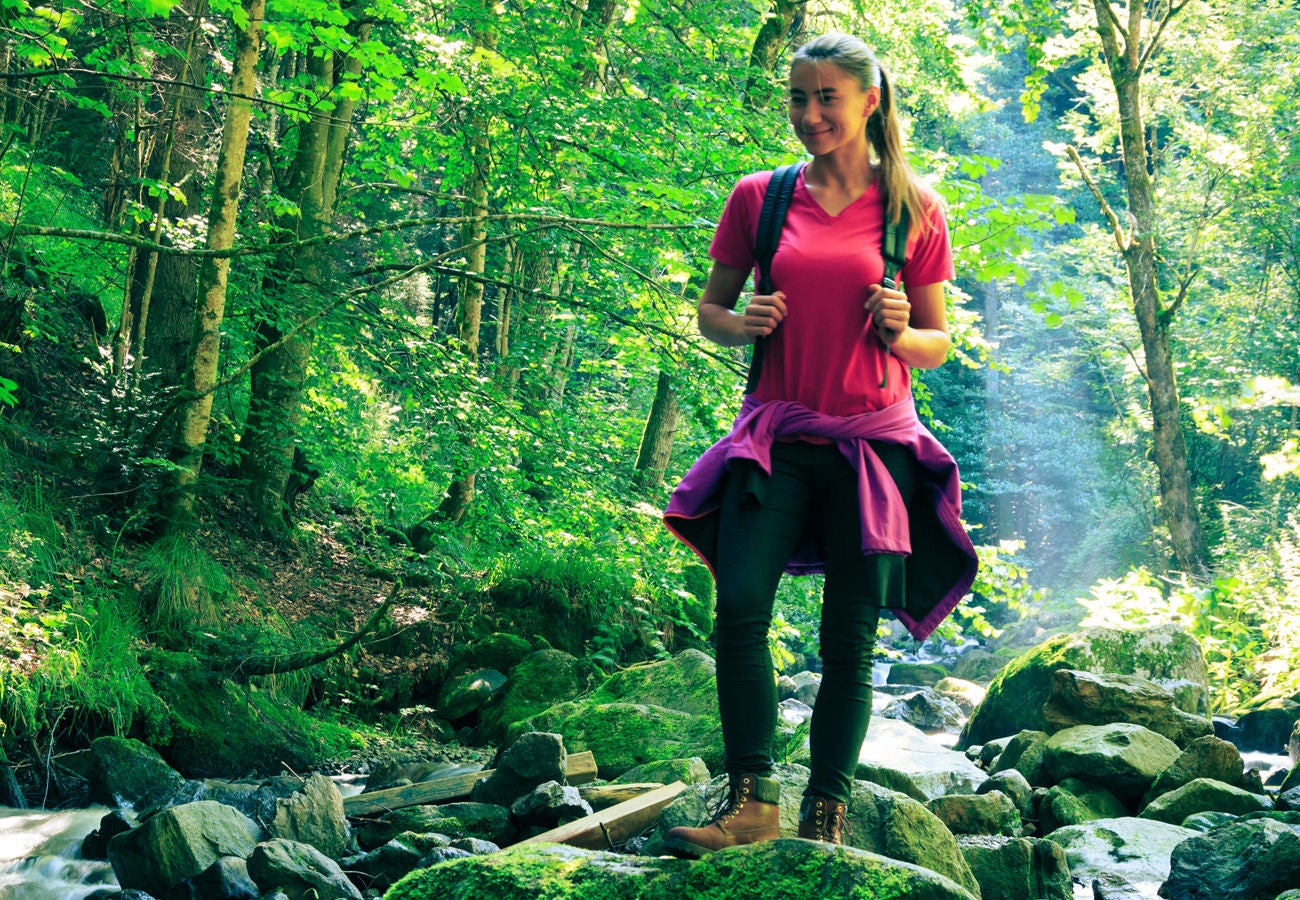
[743,291,787,342]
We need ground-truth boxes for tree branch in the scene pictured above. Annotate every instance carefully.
[7,213,704,258]
[1066,144,1129,250]
[223,582,403,678]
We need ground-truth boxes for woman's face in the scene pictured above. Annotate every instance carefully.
[788,61,879,159]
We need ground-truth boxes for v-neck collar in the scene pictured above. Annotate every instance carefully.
[797,168,879,222]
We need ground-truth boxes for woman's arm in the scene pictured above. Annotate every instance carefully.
[865,280,951,370]
[697,262,788,347]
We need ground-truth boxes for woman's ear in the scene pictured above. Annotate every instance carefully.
[864,85,882,117]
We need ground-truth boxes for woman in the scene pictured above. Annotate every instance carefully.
[662,33,978,854]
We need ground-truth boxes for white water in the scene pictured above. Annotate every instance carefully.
[0,806,116,899]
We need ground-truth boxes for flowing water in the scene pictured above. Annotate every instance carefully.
[0,806,116,899]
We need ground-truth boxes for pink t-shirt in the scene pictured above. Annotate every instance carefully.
[709,168,955,416]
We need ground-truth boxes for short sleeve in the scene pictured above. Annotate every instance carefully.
[900,191,956,287]
[708,173,769,272]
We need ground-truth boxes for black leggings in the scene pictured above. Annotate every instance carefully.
[713,439,913,803]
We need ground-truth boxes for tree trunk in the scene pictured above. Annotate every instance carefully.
[129,0,211,385]
[164,0,265,528]
[240,29,367,532]
[1092,0,1208,575]
[744,0,803,109]
[633,370,680,489]
[438,106,492,525]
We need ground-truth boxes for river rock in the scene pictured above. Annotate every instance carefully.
[1043,723,1182,800]
[1047,817,1198,897]
[989,729,1050,786]
[472,731,567,806]
[354,806,452,851]
[1038,778,1129,834]
[1142,735,1244,806]
[926,790,1022,836]
[977,769,1034,820]
[266,774,348,859]
[1233,700,1300,753]
[1042,669,1212,748]
[951,648,1010,682]
[385,839,978,900]
[1280,784,1300,811]
[789,670,822,705]
[435,801,515,845]
[933,677,986,715]
[856,717,987,800]
[882,691,967,732]
[510,780,593,827]
[959,625,1209,749]
[88,736,187,811]
[509,650,724,777]
[436,667,508,720]
[246,838,361,900]
[82,809,136,859]
[888,661,948,687]
[107,800,262,898]
[1157,817,1300,899]
[956,835,1072,900]
[182,856,259,900]
[1139,777,1272,825]
[476,649,599,740]
[339,837,436,893]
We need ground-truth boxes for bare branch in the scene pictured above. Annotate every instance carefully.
[1066,144,1129,251]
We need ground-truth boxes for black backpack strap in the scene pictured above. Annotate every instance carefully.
[746,162,805,394]
[881,201,910,291]
[878,200,910,388]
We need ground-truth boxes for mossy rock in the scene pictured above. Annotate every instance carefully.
[505,651,725,778]
[887,662,948,687]
[613,758,712,786]
[147,657,361,777]
[511,701,724,778]
[478,649,600,741]
[384,839,978,900]
[958,624,1209,750]
[454,632,535,675]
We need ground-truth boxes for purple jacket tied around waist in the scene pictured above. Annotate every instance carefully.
[664,396,978,641]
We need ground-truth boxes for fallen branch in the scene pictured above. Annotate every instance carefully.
[222,582,402,679]
[518,781,686,850]
[343,751,599,816]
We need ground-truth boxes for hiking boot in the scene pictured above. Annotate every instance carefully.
[797,794,848,844]
[663,773,781,858]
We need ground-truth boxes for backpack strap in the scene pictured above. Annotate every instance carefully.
[746,162,805,394]
[878,200,910,388]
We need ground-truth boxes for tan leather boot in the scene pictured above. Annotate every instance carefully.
[796,794,848,844]
[663,773,781,858]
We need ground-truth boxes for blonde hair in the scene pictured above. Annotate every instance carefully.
[792,34,930,235]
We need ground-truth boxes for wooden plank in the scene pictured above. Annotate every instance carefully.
[577,782,667,811]
[344,750,598,816]
[517,781,686,850]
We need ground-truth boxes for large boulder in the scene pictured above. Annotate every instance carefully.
[107,800,262,897]
[1232,700,1300,753]
[1142,735,1244,805]
[957,835,1073,900]
[1158,817,1300,899]
[386,840,978,900]
[246,838,361,900]
[925,792,1022,837]
[959,625,1209,749]
[476,649,599,741]
[1138,777,1272,825]
[1047,817,1198,898]
[87,737,187,810]
[508,651,723,777]
[266,774,349,860]
[1042,669,1212,748]
[1043,723,1182,801]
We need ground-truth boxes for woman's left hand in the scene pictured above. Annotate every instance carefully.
[865,283,910,346]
